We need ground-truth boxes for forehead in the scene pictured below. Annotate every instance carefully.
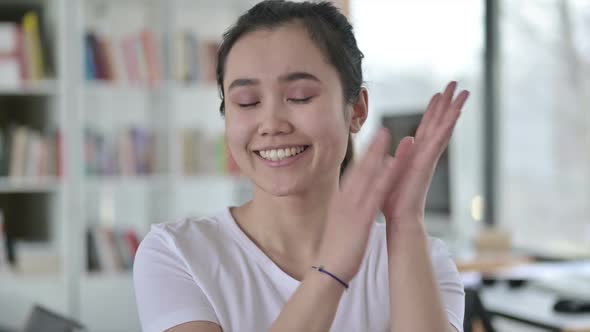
[224,23,337,85]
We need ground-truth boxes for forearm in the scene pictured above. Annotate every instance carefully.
[387,223,452,332]
[269,269,344,332]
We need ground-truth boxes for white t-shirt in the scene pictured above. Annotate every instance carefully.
[133,208,465,332]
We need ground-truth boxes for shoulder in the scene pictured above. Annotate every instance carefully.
[136,209,233,268]
[146,208,231,246]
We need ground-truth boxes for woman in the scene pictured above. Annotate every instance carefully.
[134,1,469,331]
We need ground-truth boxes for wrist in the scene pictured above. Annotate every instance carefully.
[304,267,348,295]
[385,216,427,238]
[385,218,428,252]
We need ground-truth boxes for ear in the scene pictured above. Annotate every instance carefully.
[349,87,369,133]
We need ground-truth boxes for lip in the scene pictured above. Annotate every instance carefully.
[255,145,311,168]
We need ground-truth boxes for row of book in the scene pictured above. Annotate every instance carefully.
[0,10,47,87]
[180,128,239,176]
[86,225,141,272]
[174,31,218,83]
[84,29,219,85]
[85,29,161,84]
[0,125,62,178]
[85,127,157,176]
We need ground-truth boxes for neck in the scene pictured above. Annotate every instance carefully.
[233,176,340,262]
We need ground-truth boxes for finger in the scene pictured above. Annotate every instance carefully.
[361,129,392,196]
[416,93,441,140]
[428,81,457,134]
[434,90,470,151]
[368,155,398,213]
[381,136,415,200]
[394,136,414,159]
[341,128,390,200]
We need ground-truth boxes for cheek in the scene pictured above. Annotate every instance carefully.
[225,115,253,155]
[303,110,349,162]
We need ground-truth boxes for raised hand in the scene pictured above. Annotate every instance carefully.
[315,128,398,283]
[382,81,470,231]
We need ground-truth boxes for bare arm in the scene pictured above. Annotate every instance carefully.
[387,225,457,332]
[166,271,343,332]
[268,269,345,332]
[166,321,222,332]
[381,82,469,332]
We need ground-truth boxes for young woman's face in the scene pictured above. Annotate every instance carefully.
[223,23,352,196]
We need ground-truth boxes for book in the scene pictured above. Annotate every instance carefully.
[86,226,141,272]
[91,226,122,273]
[86,229,100,271]
[9,125,29,178]
[141,29,161,84]
[22,11,44,80]
[84,33,97,80]
[121,36,140,83]
[0,4,49,81]
[0,210,7,270]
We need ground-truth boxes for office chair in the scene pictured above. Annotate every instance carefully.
[464,288,496,332]
[23,305,85,332]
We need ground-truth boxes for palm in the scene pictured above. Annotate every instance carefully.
[382,82,469,224]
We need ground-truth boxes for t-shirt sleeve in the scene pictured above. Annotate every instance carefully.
[430,238,465,332]
[133,227,219,332]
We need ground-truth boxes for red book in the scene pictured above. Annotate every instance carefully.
[121,37,140,83]
[15,26,28,81]
[141,29,161,84]
[55,130,63,178]
[125,230,140,260]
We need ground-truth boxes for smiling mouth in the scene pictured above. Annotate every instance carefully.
[256,145,310,162]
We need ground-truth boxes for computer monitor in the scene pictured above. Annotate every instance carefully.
[382,113,451,235]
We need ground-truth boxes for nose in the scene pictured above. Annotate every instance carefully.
[257,101,294,136]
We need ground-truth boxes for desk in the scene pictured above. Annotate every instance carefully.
[480,284,590,332]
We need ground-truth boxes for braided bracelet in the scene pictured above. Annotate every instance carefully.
[311,265,349,290]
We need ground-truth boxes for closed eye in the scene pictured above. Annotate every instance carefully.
[238,102,260,108]
[288,97,313,104]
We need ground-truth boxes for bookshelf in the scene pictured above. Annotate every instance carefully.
[0,0,259,330]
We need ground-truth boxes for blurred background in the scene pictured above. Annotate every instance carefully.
[0,0,588,331]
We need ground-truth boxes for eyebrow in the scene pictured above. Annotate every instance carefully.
[279,71,321,83]
[227,71,320,91]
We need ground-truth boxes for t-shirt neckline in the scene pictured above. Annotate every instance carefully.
[220,207,301,291]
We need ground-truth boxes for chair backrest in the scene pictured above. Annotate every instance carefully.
[23,305,85,332]
[464,288,496,332]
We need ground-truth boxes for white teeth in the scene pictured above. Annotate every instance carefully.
[259,146,307,161]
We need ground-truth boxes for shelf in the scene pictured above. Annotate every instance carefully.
[85,174,167,188]
[83,271,132,282]
[0,80,59,96]
[0,177,62,193]
[0,271,67,330]
[173,174,246,183]
[83,81,164,96]
[170,81,218,92]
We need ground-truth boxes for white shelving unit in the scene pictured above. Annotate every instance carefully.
[0,0,255,331]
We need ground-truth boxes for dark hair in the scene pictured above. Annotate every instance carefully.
[216,0,364,175]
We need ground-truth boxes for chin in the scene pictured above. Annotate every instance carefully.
[255,177,308,197]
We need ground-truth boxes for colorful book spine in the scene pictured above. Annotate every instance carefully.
[22,11,44,80]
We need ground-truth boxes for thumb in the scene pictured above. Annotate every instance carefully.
[394,136,415,159]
